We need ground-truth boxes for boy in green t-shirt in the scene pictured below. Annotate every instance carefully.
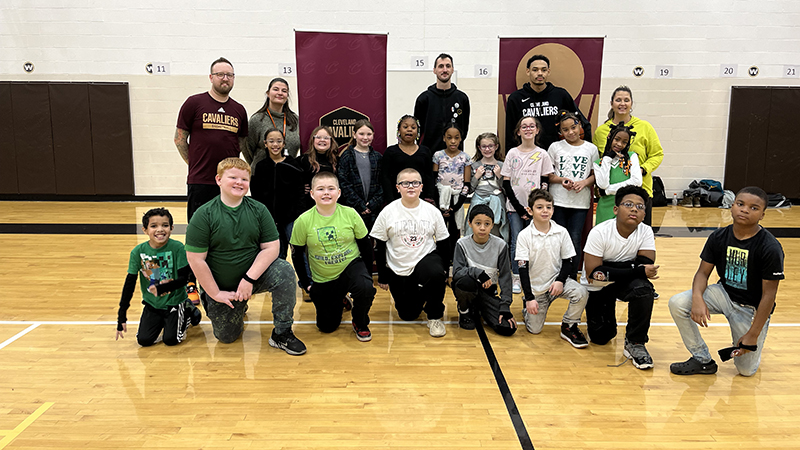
[186,158,306,355]
[290,172,376,341]
[116,208,201,346]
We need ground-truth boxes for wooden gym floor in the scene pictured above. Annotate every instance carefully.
[1,201,799,449]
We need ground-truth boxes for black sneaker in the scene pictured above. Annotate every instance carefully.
[269,329,307,355]
[623,338,654,370]
[185,301,202,326]
[670,357,718,375]
[352,321,372,342]
[653,291,660,300]
[458,311,476,330]
[560,323,588,348]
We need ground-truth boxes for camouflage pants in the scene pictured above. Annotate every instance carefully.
[203,258,297,343]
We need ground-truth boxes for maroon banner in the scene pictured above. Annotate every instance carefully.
[295,31,387,153]
[498,38,604,147]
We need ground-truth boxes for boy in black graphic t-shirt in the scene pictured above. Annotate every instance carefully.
[668,187,784,376]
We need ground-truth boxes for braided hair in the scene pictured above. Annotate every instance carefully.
[396,114,420,143]
[602,121,636,176]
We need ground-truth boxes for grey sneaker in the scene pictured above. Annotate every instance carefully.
[624,338,653,370]
[427,318,446,337]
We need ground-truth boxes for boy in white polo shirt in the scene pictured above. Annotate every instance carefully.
[371,168,450,337]
[516,189,589,348]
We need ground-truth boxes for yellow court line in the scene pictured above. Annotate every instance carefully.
[0,402,54,449]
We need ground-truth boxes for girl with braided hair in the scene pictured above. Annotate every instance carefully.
[593,121,642,224]
[379,115,437,205]
[593,86,664,225]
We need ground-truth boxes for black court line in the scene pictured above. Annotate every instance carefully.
[4,223,800,238]
[0,223,188,235]
[475,320,535,450]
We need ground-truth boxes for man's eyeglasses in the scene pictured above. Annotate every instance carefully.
[397,181,422,188]
[620,201,646,210]
[212,72,235,79]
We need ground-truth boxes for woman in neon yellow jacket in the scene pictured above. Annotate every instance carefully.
[593,86,664,226]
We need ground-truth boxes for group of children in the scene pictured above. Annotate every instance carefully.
[116,111,784,378]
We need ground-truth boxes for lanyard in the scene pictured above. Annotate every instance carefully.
[266,109,286,137]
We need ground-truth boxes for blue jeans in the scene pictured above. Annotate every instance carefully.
[552,206,589,258]
[507,212,530,275]
[668,284,771,376]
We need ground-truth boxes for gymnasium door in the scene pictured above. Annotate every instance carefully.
[725,86,800,197]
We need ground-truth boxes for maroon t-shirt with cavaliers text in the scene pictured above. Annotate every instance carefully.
[177,92,248,185]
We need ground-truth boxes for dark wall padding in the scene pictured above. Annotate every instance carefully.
[89,83,134,195]
[50,83,95,195]
[0,81,134,196]
[0,84,18,194]
[11,82,56,194]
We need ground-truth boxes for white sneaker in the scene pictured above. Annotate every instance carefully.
[513,276,521,294]
[427,318,446,337]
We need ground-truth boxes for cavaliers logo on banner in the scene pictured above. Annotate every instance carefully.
[295,31,388,153]
[498,38,604,149]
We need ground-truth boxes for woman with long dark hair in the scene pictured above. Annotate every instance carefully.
[245,78,301,171]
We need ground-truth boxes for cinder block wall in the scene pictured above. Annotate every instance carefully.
[3,0,799,195]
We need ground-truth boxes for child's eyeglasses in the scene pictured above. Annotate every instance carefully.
[397,181,422,188]
[620,201,646,210]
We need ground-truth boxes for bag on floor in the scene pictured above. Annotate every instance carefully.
[767,193,791,208]
[651,176,668,207]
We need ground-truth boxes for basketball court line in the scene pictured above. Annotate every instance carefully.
[2,320,799,326]
[0,402,55,449]
[3,223,800,238]
[475,319,535,450]
[0,324,39,350]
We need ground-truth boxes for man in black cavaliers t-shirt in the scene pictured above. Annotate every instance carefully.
[175,57,248,221]
[504,54,590,152]
[668,187,784,377]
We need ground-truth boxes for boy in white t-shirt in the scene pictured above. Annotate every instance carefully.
[371,168,451,338]
[582,185,659,370]
[516,189,589,348]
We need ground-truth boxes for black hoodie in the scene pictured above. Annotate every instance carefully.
[413,83,470,151]
[504,82,590,152]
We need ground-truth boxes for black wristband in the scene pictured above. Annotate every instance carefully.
[242,273,257,284]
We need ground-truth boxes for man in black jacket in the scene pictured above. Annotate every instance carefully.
[504,54,590,152]
[414,53,470,151]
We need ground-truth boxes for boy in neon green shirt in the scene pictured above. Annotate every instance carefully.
[291,172,376,341]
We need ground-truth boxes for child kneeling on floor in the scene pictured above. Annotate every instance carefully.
[668,186,784,377]
[290,172,376,342]
[451,204,517,335]
[116,207,202,346]
[516,189,589,348]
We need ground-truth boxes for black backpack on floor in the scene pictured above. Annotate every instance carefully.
[652,176,668,206]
